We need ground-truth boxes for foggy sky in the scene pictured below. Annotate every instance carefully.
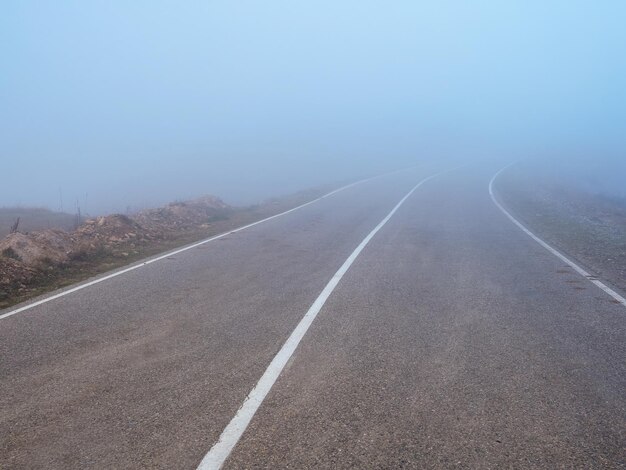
[1,1,625,213]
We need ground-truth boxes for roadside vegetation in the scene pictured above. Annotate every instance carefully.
[0,186,335,309]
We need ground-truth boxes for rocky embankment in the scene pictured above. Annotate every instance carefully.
[0,196,230,307]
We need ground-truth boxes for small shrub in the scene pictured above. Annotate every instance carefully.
[207,213,229,223]
[39,257,55,266]
[69,248,90,262]
[69,245,110,262]
[1,247,20,260]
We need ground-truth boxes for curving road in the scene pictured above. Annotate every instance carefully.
[1,164,624,469]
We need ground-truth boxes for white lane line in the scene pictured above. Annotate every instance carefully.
[197,168,452,470]
[0,176,382,321]
[489,164,626,308]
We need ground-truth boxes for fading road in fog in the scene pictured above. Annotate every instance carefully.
[1,165,625,469]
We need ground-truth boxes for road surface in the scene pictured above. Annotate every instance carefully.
[1,165,624,469]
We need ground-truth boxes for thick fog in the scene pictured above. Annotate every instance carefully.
[1,1,625,214]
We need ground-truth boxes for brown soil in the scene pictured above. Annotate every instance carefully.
[0,187,337,309]
[0,230,73,266]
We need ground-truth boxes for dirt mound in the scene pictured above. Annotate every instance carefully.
[188,195,229,210]
[76,214,144,246]
[0,230,72,265]
[134,195,230,232]
[0,196,231,270]
[0,195,234,306]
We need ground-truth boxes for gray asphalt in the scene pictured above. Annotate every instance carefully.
[1,165,625,469]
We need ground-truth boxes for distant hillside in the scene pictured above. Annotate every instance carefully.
[0,207,76,237]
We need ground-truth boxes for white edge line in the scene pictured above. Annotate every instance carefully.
[0,174,390,321]
[489,163,626,308]
[197,167,455,470]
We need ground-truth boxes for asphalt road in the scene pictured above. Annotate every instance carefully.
[1,165,624,469]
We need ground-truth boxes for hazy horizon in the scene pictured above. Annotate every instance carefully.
[2,1,625,214]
